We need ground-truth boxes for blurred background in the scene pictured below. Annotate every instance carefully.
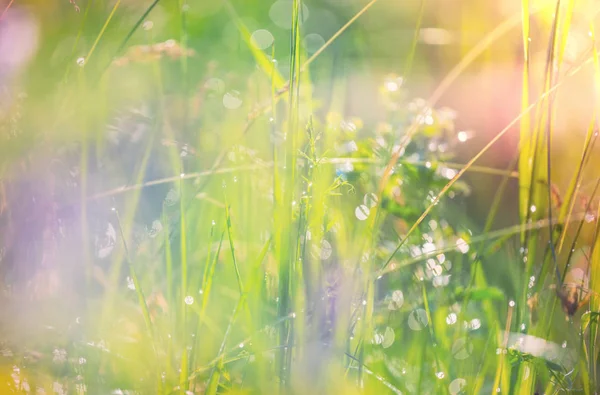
[2,0,600,393]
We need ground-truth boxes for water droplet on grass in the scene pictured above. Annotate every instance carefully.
[250,29,274,49]
[449,378,466,395]
[455,238,469,254]
[452,338,473,360]
[382,327,395,348]
[142,21,153,30]
[223,90,242,109]
[388,290,404,310]
[148,220,162,238]
[373,333,384,345]
[76,57,85,66]
[470,318,481,330]
[364,192,378,208]
[457,130,473,142]
[355,204,370,221]
[303,33,325,54]
[408,309,428,330]
[165,188,179,206]
[96,222,116,259]
[127,277,135,290]
[184,296,194,305]
[585,213,596,223]
[446,313,457,325]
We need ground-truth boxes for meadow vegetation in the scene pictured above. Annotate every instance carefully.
[1,0,600,393]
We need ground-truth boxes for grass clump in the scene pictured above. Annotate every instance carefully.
[2,0,600,394]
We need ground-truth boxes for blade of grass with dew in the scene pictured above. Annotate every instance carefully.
[100,131,157,323]
[163,209,175,382]
[587,26,600,310]
[491,302,515,394]
[556,117,598,253]
[224,200,244,295]
[104,0,162,77]
[543,0,571,282]
[519,0,531,223]
[206,294,246,395]
[542,180,600,342]
[114,209,161,392]
[178,174,190,393]
[245,236,272,385]
[456,154,520,389]
[582,187,600,387]
[273,0,303,388]
[191,230,225,384]
[403,0,426,77]
[84,0,122,67]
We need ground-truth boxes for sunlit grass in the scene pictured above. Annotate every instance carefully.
[2,0,600,393]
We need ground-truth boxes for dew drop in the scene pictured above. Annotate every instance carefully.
[96,222,117,259]
[165,188,180,206]
[449,378,466,395]
[452,338,473,360]
[373,333,384,345]
[269,1,309,29]
[435,371,445,379]
[250,29,274,50]
[455,238,469,254]
[205,78,225,95]
[408,309,428,331]
[303,33,325,54]
[223,90,243,109]
[148,219,163,238]
[585,213,596,223]
[363,192,379,208]
[388,290,404,310]
[184,296,194,305]
[76,57,85,67]
[446,313,457,325]
[355,204,370,221]
[382,327,395,348]
[457,130,473,142]
[320,239,332,260]
[142,21,154,30]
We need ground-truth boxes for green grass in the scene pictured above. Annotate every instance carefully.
[2,0,600,393]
